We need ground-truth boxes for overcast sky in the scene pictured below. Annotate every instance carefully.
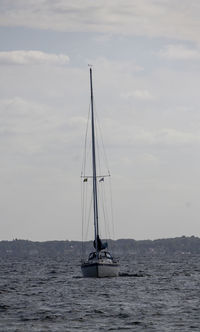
[1,0,200,241]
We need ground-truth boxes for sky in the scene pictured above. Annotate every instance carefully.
[1,0,200,241]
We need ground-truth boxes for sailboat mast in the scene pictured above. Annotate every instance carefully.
[89,67,99,252]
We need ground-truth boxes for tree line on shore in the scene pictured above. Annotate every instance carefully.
[0,236,200,257]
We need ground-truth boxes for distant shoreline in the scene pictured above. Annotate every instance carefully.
[0,236,200,257]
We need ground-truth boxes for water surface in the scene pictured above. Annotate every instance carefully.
[0,254,200,331]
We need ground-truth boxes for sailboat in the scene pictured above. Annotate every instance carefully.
[81,67,120,278]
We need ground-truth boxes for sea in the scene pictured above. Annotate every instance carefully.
[0,253,200,331]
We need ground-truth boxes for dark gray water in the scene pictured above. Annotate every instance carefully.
[0,253,200,331]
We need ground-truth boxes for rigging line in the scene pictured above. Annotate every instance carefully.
[81,105,90,176]
[81,178,87,252]
[104,181,111,240]
[95,112,109,178]
[93,104,102,178]
[92,99,110,175]
[95,117,103,180]
[94,106,113,242]
[81,175,86,227]
[81,179,88,258]
[81,181,84,258]
[83,182,87,240]
[97,182,103,237]
[81,175,91,257]
[84,139,92,179]
[92,96,112,243]
[81,104,92,256]
[84,181,91,238]
[106,176,115,253]
[81,181,93,257]
[84,185,93,242]
[95,107,111,174]
[108,176,115,241]
[95,117,108,238]
[100,180,111,241]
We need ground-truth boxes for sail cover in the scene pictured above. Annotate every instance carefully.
[93,235,108,251]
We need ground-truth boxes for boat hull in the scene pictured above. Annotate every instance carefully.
[81,262,119,278]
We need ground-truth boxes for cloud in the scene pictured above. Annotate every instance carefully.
[0,97,82,155]
[121,89,154,100]
[0,50,69,65]
[159,44,200,60]
[91,57,144,73]
[155,128,200,146]
[108,117,200,148]
[1,1,200,43]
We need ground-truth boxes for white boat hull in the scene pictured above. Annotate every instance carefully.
[81,262,119,278]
